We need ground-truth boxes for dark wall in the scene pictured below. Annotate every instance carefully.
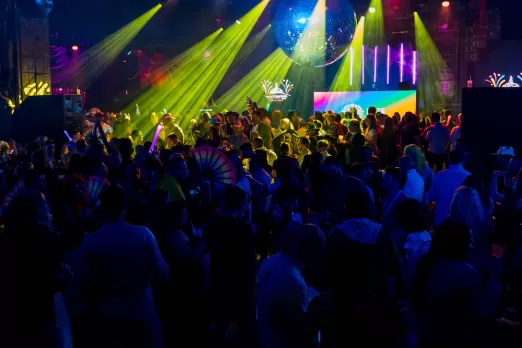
[461,88,522,179]
[471,40,522,87]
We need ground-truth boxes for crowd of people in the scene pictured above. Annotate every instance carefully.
[0,104,521,348]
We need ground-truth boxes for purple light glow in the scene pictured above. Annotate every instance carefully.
[362,45,365,84]
[413,51,417,84]
[386,45,390,85]
[400,43,404,83]
[441,23,448,29]
[374,46,378,83]
[149,123,163,154]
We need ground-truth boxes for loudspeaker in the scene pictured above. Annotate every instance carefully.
[461,88,522,180]
[13,95,84,144]
[461,88,522,153]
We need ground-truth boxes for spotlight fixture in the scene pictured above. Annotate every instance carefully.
[236,20,241,24]
[441,1,450,7]
[369,7,376,13]
[71,45,79,51]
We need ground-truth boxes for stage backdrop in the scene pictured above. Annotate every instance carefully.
[314,90,417,117]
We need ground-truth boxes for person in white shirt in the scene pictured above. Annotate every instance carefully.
[69,184,168,348]
[449,113,462,151]
[256,224,325,348]
[400,155,425,202]
[253,136,277,166]
[427,149,471,226]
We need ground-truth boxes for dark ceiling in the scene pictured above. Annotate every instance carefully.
[47,0,371,50]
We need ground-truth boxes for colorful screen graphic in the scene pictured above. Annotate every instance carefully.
[314,91,417,118]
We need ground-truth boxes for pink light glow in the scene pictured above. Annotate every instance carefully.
[374,46,378,83]
[413,51,417,84]
[400,43,404,83]
[362,45,365,84]
[387,45,390,85]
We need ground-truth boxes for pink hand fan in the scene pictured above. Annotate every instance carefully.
[193,146,236,186]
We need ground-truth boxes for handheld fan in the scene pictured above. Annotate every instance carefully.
[84,176,109,207]
[2,178,25,209]
[193,146,236,186]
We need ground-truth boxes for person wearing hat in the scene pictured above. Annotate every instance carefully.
[162,113,185,145]
[206,114,223,148]
[493,146,515,170]
[228,121,248,150]
[306,121,321,154]
[490,146,517,203]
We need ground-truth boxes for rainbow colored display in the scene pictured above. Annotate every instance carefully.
[314,90,417,117]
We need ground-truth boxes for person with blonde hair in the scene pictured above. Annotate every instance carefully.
[449,186,489,245]
[403,144,434,190]
[279,118,294,132]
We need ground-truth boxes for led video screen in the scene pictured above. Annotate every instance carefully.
[314,90,417,118]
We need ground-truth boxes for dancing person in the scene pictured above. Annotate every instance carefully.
[428,149,471,227]
[400,113,421,149]
[449,113,462,151]
[364,114,379,155]
[257,224,325,348]
[69,184,168,348]
[379,116,398,167]
[424,112,449,172]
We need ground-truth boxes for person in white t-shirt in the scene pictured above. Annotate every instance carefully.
[257,224,325,348]
[69,184,168,347]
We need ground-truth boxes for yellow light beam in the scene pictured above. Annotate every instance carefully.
[163,0,270,123]
[365,0,384,47]
[229,24,272,71]
[331,16,365,91]
[61,4,162,89]
[215,48,293,111]
[292,0,326,67]
[128,28,223,113]
[414,12,448,110]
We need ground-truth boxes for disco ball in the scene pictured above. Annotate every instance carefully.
[273,0,357,68]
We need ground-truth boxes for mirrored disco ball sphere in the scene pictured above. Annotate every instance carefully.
[273,0,357,68]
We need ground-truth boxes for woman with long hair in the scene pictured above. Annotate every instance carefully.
[1,190,65,347]
[240,116,252,140]
[449,186,490,246]
[448,186,501,293]
[403,144,434,191]
[364,114,378,154]
[378,116,398,167]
